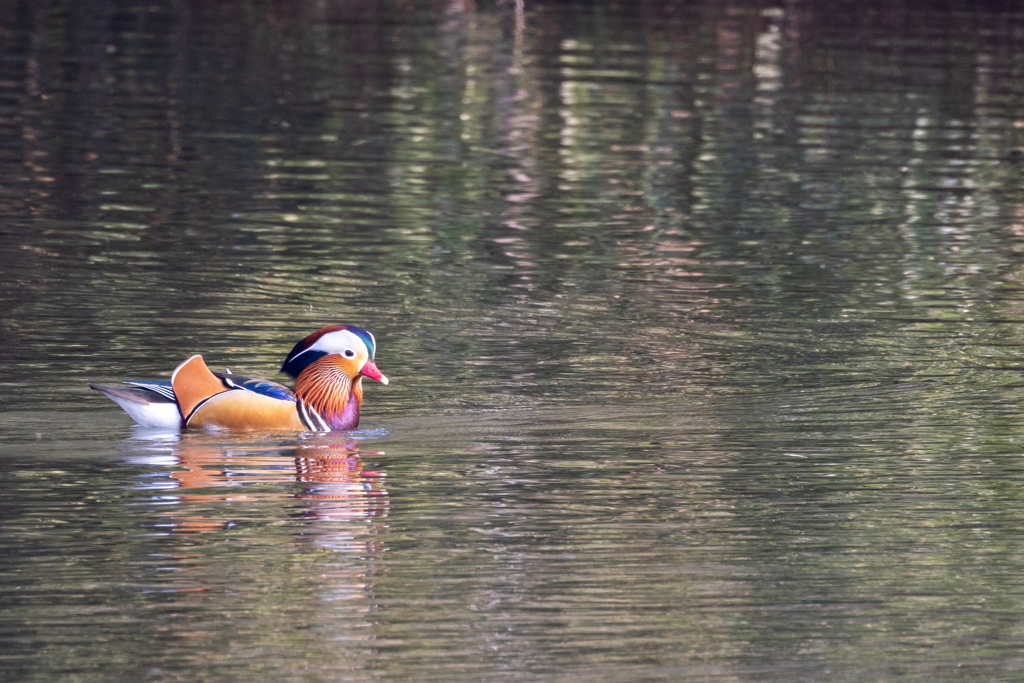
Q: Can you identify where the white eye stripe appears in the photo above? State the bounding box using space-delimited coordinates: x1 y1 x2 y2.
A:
309 330 367 358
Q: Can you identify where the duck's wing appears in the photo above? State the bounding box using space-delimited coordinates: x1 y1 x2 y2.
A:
213 373 295 401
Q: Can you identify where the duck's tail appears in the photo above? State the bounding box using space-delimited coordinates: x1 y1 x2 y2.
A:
89 383 181 429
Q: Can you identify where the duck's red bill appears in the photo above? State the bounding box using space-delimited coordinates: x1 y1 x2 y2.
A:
360 360 389 385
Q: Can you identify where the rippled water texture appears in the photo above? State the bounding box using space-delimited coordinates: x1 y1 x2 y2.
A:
5 1 1024 680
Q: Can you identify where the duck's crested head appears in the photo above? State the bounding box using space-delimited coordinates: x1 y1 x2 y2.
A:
281 325 388 384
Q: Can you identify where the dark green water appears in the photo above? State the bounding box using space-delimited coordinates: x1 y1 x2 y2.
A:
4 1 1024 680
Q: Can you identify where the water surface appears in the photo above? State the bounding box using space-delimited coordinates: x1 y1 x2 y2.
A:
4 1 1024 680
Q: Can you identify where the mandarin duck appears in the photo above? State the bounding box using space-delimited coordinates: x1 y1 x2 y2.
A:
89 325 388 431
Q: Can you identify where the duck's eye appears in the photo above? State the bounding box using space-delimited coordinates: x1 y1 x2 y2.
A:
343 349 356 358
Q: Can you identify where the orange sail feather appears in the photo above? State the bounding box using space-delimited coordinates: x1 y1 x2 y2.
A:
171 355 231 421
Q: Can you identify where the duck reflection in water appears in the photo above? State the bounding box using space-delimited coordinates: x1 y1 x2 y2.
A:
132 433 389 551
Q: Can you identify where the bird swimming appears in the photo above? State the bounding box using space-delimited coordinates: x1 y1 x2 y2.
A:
90 325 388 432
